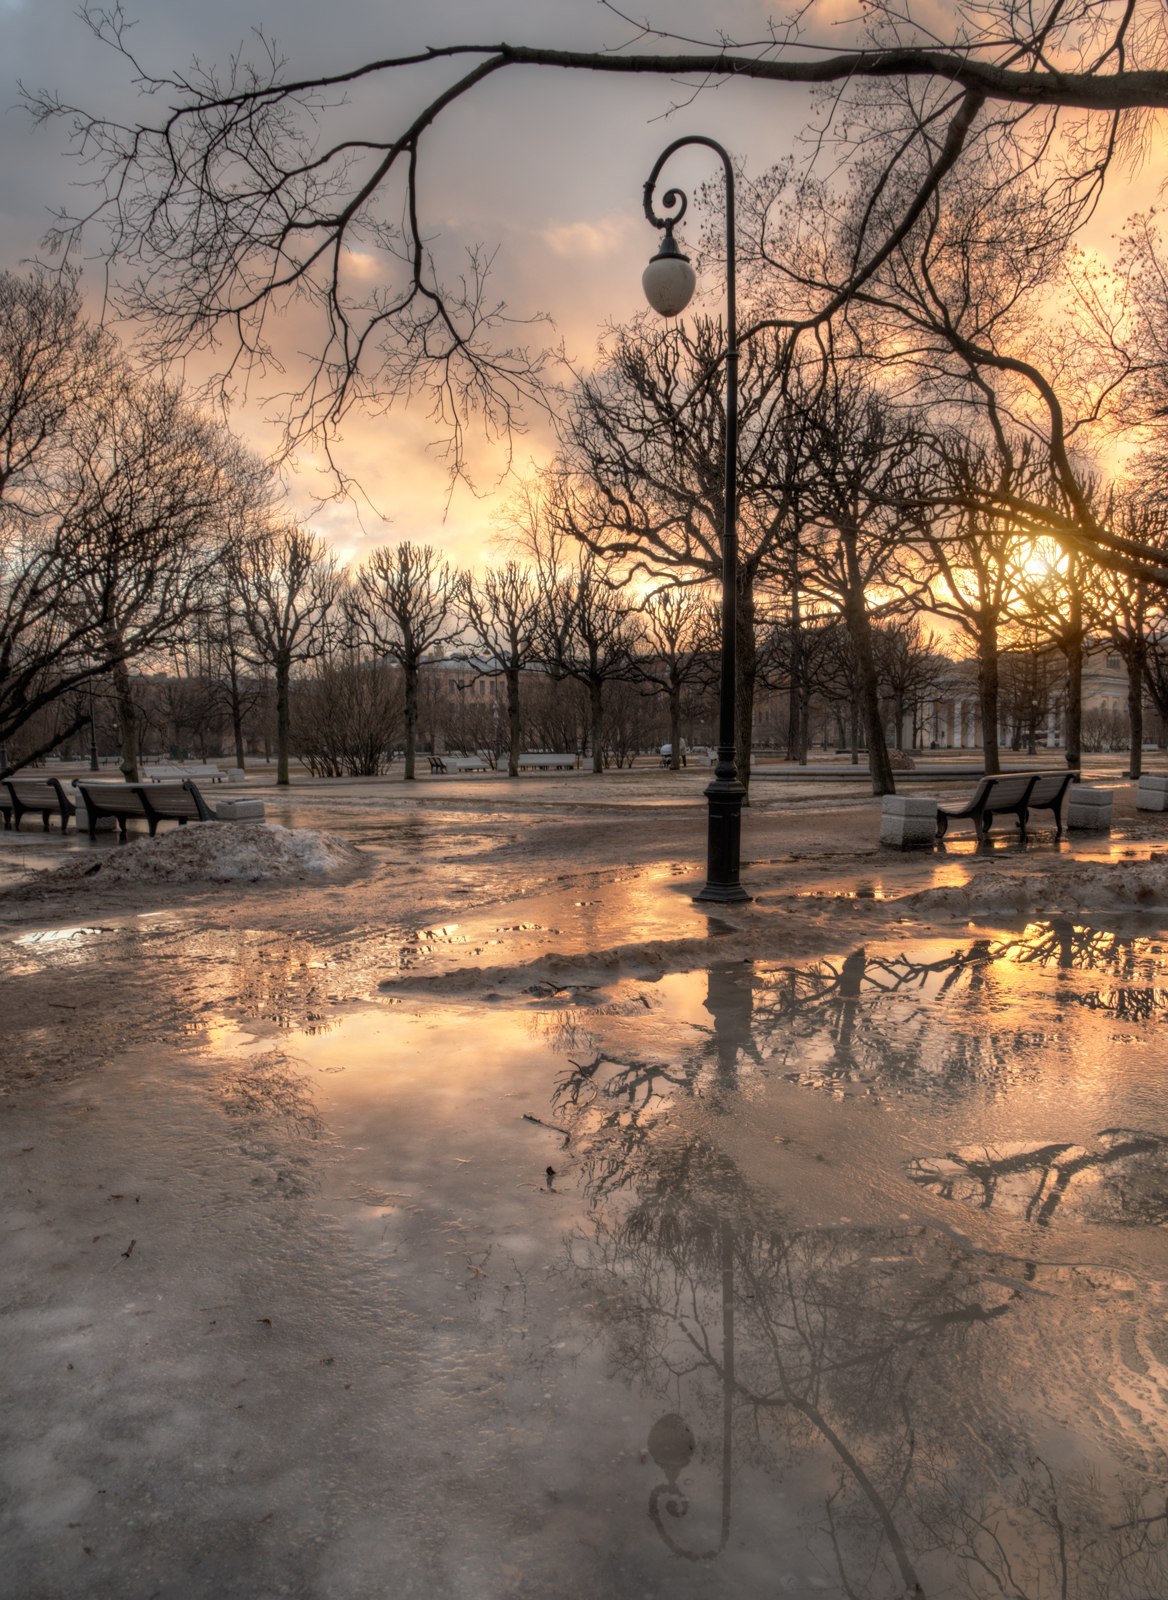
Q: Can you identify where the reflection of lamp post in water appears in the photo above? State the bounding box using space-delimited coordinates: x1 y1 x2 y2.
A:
646 1220 735 1559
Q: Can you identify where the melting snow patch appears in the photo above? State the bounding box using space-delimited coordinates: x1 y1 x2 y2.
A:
50 824 363 885
900 860 1168 917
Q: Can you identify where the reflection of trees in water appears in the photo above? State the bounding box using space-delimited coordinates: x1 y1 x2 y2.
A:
566 1140 1168 1596
213 931 341 1033
909 1129 1168 1228
551 967 763 1203
541 928 1168 1595
752 920 1168 1097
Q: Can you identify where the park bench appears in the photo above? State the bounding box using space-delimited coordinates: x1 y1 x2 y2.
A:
434 754 490 773
73 778 218 839
1 775 77 833
935 770 1078 842
181 763 227 782
517 753 577 771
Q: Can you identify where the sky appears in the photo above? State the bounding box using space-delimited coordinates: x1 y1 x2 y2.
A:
0 0 824 567
1 0 1162 570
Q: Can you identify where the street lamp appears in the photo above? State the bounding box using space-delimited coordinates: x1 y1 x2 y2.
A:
643 137 748 903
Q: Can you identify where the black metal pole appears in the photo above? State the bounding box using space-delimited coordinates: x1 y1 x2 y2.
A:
643 137 748 901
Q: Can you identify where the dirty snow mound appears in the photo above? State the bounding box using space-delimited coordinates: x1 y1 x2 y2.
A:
900 859 1168 917
51 823 363 885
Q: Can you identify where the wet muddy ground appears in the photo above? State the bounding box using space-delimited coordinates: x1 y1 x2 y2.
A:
2 771 1168 1598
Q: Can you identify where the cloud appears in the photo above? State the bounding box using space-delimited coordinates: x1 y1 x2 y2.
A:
539 216 629 259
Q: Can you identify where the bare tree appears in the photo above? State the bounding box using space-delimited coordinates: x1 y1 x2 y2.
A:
872 615 950 753
786 361 928 794
1093 486 1168 776
28 4 1168 477
916 437 1049 773
0 269 113 770
457 560 541 778
556 318 815 788
232 523 342 785
537 548 634 774
632 585 711 770
351 542 458 780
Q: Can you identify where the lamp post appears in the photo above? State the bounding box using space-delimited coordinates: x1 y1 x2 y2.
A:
642 137 748 903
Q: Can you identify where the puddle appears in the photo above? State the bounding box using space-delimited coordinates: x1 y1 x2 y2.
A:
257 917 1168 1594
7 915 1168 1597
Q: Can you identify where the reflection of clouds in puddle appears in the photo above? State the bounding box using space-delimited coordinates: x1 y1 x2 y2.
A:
7 924 112 972
210 920 1168 1596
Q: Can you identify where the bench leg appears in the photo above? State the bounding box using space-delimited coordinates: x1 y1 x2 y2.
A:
41 809 51 832
147 817 159 837
1018 806 1029 842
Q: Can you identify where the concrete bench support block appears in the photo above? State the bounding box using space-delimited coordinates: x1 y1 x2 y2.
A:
880 794 937 848
1137 774 1168 811
214 799 266 822
1067 784 1113 831
226 768 247 784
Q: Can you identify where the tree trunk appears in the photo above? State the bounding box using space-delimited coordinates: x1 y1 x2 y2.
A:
275 655 291 786
232 699 246 770
226 655 246 770
1064 632 1084 772
669 670 682 770
1128 646 1145 779
787 595 803 763
110 654 141 782
797 677 811 765
841 566 894 795
589 677 604 774
507 665 521 778
403 661 419 780
977 626 1001 775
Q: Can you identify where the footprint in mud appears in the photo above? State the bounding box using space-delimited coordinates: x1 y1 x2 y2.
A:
907 1129 1168 1228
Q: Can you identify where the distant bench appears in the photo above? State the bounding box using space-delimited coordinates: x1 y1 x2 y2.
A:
143 762 227 783
428 754 490 774
1 776 77 833
936 770 1078 843
516 753 577 771
70 778 268 839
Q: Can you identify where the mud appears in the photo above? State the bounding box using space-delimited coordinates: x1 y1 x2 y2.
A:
2 769 1167 1598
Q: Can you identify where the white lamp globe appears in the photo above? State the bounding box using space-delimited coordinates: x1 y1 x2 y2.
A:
643 235 697 318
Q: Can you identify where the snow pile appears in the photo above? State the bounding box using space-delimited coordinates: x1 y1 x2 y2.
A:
50 823 363 886
898 859 1168 918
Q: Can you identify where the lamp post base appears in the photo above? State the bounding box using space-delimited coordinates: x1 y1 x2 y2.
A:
695 767 750 903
